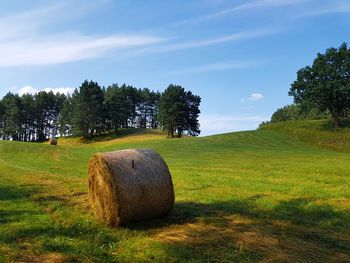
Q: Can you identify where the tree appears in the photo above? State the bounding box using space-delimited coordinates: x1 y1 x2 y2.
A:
0 100 4 139
1 93 22 140
158 84 201 137
184 90 201 136
289 43 350 127
58 95 72 137
72 80 104 138
0 80 201 141
270 103 330 123
148 91 161 129
104 84 132 134
20 94 35 141
35 91 59 141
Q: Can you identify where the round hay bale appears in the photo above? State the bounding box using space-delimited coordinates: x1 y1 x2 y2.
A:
88 148 175 226
49 138 58 145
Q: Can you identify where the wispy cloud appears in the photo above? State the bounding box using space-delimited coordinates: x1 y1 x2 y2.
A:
199 114 269 136
0 4 64 40
173 60 261 75
0 34 164 67
0 3 280 67
18 86 75 96
0 4 164 67
296 2 350 17
178 0 306 25
155 29 276 53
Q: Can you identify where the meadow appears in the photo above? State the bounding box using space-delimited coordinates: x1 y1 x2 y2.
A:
0 124 349 262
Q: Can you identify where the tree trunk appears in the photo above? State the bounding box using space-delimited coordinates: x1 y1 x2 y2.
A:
332 112 341 128
177 127 182 138
170 124 174 138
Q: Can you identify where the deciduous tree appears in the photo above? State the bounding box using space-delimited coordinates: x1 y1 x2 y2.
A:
289 43 350 127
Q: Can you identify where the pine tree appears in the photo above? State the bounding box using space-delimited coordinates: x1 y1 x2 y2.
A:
72 80 104 138
1 93 22 140
104 84 132 134
158 85 201 137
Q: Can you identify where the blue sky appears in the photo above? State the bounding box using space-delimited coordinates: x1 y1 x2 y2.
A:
0 0 349 135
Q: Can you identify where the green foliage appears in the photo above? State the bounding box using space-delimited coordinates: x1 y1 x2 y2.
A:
35 91 63 141
58 96 73 137
136 88 160 129
271 104 301 123
71 80 105 138
0 91 68 141
269 103 330 123
0 81 199 140
158 84 201 137
0 93 22 140
289 43 350 127
104 84 132 133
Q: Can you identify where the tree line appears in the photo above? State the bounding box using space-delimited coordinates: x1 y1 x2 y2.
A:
261 42 350 127
0 81 201 141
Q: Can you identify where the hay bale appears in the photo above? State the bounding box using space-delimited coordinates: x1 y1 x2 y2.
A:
88 148 175 226
49 138 58 145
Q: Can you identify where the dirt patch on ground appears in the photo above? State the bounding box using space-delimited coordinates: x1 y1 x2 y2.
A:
16 252 74 263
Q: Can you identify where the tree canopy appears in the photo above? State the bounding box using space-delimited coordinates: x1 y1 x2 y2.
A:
289 42 350 127
0 81 201 141
158 84 201 137
269 103 330 123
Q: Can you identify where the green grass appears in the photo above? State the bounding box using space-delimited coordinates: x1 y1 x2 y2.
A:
260 119 350 151
0 126 349 262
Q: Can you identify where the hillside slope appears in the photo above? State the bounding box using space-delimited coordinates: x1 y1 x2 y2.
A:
0 129 349 262
261 119 350 152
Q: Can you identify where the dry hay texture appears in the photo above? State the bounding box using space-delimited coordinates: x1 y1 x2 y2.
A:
88 148 175 226
49 138 58 145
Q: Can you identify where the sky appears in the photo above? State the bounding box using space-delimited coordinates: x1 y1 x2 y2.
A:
0 0 349 136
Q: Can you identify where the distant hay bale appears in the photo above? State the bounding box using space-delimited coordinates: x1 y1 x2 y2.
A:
49 138 58 145
88 148 175 226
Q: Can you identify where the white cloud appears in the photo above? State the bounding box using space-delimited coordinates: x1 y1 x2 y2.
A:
199 114 269 136
296 2 350 17
159 29 275 52
18 86 74 96
177 0 306 25
240 92 265 102
173 60 260 74
249 93 264 101
0 34 164 68
44 87 75 95
0 4 164 67
0 4 64 41
0 3 279 67
128 29 277 57
18 86 38 96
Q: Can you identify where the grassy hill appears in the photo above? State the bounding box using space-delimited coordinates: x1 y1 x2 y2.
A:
260 119 350 152
0 127 349 262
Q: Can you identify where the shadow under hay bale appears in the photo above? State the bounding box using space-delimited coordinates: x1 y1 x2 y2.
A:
88 148 175 226
49 138 58 145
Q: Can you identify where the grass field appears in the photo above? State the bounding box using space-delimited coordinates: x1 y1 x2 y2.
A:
260 119 350 152
0 124 350 262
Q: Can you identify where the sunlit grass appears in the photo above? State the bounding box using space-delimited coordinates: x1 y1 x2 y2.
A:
0 126 349 262
261 119 350 151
